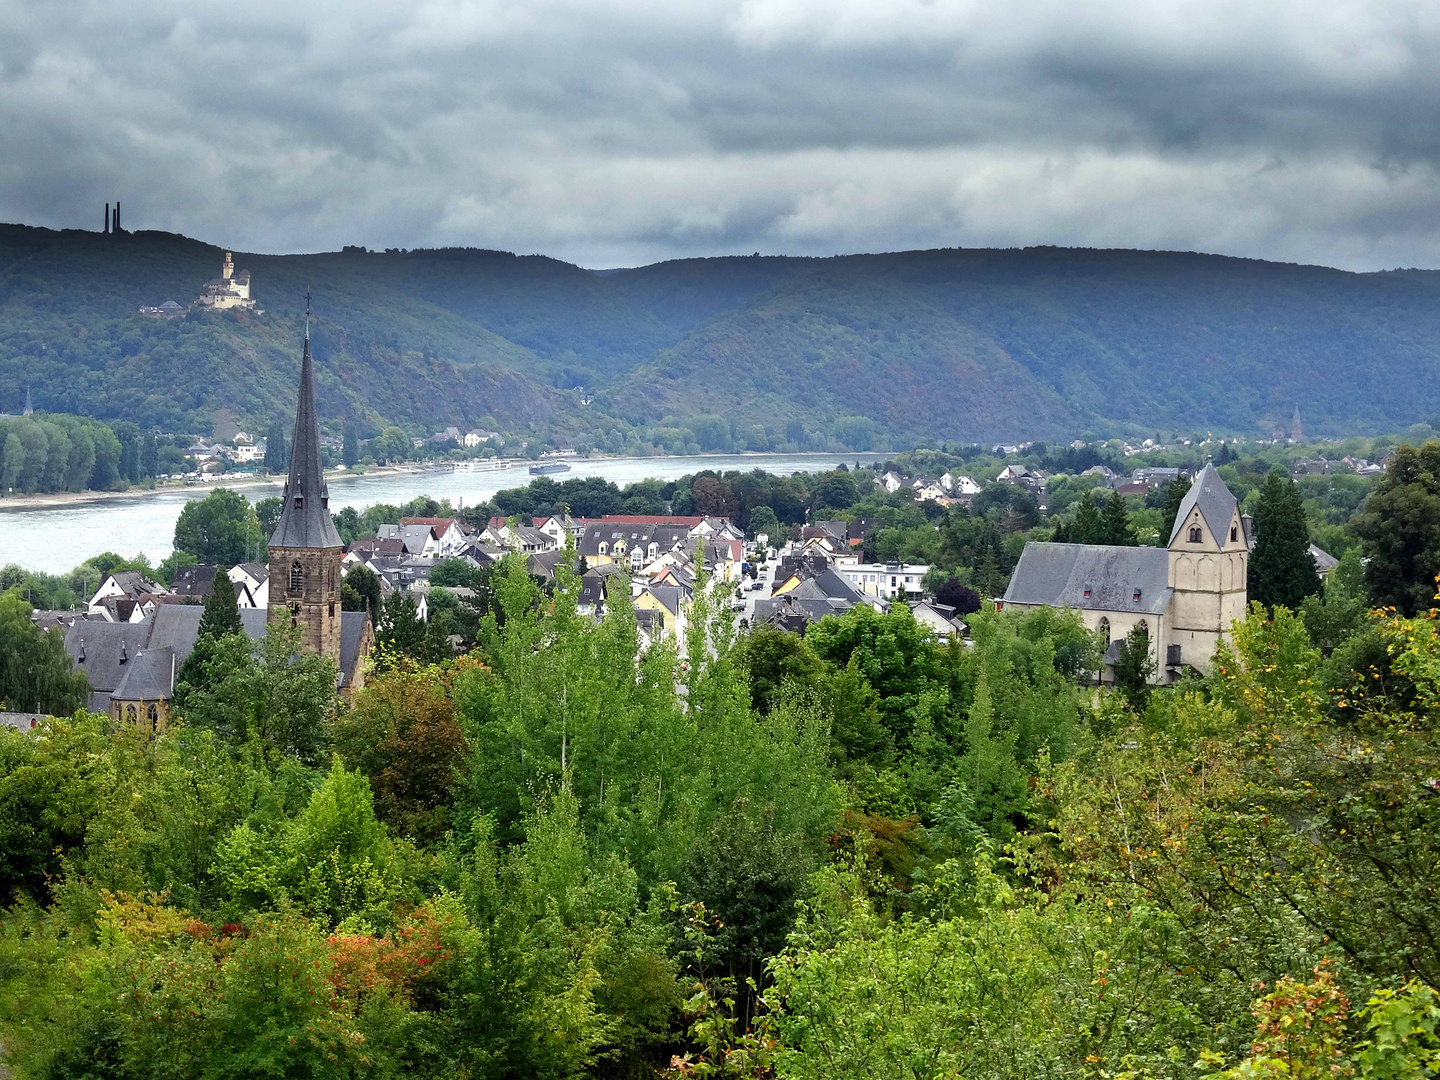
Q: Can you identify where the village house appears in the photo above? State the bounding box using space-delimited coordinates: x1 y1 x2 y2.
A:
1000 464 1247 683
838 562 929 601
87 571 170 622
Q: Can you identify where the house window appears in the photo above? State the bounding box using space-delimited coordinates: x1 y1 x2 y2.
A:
290 561 304 592
598 542 607 556
1167 643 1182 666
1097 617 1110 645
1188 525 1202 543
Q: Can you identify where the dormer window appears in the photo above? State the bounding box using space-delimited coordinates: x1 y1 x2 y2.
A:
294 495 304 509
1133 588 1142 601
597 542 607 556
1188 525 1202 543
1082 588 1091 599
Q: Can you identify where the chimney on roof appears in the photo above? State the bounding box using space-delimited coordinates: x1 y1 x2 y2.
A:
78 638 86 663
119 639 128 664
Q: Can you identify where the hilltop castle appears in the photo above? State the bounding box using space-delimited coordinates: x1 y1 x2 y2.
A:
194 251 256 311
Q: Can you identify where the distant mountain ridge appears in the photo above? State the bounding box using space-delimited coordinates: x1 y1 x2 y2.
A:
2 223 1438 443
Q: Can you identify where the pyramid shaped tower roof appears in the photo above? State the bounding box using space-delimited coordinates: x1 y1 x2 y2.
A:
269 303 342 549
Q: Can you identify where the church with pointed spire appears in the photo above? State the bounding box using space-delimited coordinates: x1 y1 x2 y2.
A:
267 298 373 686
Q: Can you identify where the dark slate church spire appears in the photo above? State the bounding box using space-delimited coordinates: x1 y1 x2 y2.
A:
269 292 342 549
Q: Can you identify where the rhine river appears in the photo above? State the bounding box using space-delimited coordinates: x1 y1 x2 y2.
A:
0 453 885 575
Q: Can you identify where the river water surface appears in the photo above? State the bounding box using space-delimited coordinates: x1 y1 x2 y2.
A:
0 453 884 574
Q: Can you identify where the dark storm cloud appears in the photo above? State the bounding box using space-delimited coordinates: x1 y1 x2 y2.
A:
1 0 1439 268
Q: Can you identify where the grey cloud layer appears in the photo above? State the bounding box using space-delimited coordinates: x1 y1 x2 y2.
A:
2 0 1439 268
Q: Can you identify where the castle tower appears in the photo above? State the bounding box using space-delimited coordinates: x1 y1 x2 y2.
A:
1166 463 1247 671
267 295 343 664
222 251 234 281
1291 406 1302 443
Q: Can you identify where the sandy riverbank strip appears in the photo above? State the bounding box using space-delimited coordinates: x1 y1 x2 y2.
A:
0 464 451 511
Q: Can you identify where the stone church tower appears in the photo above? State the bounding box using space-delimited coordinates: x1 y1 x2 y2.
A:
268 301 343 664
1166 463 1248 670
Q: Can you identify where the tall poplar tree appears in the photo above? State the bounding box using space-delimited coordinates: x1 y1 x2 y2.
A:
342 421 358 468
1248 470 1320 610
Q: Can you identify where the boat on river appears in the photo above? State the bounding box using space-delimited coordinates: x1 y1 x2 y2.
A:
453 458 513 472
528 462 572 475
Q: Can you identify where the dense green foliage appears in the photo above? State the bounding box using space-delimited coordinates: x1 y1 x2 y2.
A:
0 592 88 715
3 492 1440 1078
1352 441 1440 615
5 226 1440 447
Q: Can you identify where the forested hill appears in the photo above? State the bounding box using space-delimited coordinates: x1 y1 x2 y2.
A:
3 222 1439 443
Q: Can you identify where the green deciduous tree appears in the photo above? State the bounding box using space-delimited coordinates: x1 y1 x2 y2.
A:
0 592 88 715
1350 441 1440 615
173 488 261 566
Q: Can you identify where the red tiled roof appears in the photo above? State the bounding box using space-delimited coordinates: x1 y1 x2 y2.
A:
585 514 715 527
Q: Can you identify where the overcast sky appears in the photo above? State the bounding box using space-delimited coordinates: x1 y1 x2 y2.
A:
2 0 1439 269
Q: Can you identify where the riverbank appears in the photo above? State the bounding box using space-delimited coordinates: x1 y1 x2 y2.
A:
0 463 452 510
0 451 882 511
0 452 886 575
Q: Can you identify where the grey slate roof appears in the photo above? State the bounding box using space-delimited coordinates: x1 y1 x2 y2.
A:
170 564 219 596
66 621 142 694
67 605 370 701
1003 543 1172 615
1167 463 1239 546
269 328 343 550
111 647 176 701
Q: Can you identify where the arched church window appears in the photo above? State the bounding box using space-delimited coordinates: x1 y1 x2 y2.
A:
290 561 304 592
1188 525 1202 543
1230 525 1238 543
1097 617 1110 645
125 704 137 722
147 703 158 730
1136 620 1149 639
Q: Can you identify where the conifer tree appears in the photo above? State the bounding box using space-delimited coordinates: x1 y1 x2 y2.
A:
198 570 243 640
1100 491 1136 546
1248 470 1320 610
1159 476 1193 542
1070 492 1102 544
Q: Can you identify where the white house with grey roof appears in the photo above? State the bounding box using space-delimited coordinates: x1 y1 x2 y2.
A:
1001 464 1247 682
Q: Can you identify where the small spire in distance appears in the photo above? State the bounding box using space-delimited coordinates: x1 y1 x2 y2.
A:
305 288 311 342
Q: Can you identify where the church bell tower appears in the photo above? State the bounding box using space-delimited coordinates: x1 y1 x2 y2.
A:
267 294 343 663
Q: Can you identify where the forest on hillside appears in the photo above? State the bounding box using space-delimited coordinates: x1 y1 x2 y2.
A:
1 443 1439 1078
4 225 1440 446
